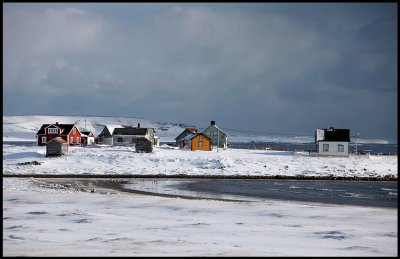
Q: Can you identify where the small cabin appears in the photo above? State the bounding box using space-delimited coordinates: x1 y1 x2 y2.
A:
46 137 68 157
135 138 153 153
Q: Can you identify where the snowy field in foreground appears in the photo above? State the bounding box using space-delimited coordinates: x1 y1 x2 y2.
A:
3 144 397 178
3 178 397 257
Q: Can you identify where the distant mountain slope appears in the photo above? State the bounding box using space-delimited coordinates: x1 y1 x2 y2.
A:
3 115 196 142
3 115 390 144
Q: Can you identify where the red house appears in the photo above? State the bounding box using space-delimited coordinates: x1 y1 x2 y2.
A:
36 122 82 146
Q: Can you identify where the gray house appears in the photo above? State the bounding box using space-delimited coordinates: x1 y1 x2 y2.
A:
175 127 198 148
46 137 68 157
201 121 228 149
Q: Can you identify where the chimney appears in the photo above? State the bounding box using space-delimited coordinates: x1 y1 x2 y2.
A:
138 123 140 128
211 121 215 125
56 122 58 125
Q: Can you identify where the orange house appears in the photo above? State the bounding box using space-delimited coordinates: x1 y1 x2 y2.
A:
183 133 212 151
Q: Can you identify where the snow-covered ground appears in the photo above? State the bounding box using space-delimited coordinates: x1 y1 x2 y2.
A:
3 178 397 257
3 144 397 178
3 115 398 256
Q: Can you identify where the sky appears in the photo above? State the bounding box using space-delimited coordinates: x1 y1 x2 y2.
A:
3 3 398 142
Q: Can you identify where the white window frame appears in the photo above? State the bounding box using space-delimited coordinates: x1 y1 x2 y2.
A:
70 136 73 143
323 144 329 152
213 131 218 136
42 136 47 144
198 141 203 148
338 144 344 152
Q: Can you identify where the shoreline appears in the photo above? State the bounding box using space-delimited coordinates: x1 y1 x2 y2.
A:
3 173 397 181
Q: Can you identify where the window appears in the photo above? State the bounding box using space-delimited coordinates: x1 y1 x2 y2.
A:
73 128 76 134
198 141 203 148
48 128 58 134
213 131 218 136
323 144 329 152
117 137 123 142
42 137 46 144
77 137 80 142
131 137 136 143
70 137 73 143
338 144 344 152
199 135 203 141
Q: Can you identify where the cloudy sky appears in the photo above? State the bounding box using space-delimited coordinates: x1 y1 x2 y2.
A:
3 3 397 142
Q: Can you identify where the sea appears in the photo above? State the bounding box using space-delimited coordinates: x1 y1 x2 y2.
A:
228 142 397 155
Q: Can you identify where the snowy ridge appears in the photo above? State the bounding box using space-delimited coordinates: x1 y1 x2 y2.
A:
3 115 195 142
3 115 393 144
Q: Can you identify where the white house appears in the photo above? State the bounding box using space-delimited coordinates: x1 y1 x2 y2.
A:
96 125 122 145
81 131 95 146
96 124 156 147
315 127 350 156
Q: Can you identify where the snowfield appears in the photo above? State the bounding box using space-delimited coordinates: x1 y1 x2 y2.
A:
3 178 397 257
3 144 397 178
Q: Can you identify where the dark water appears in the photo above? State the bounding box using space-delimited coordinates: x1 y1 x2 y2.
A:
228 142 398 155
39 178 398 208
119 179 397 208
173 179 398 208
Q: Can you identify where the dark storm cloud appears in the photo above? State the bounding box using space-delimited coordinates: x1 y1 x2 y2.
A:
3 3 397 142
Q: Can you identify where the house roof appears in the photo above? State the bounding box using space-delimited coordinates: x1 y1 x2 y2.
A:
186 128 197 134
81 131 94 137
106 125 123 134
97 125 122 137
175 128 198 141
316 128 350 142
201 123 227 136
36 124 77 136
182 133 211 141
113 127 148 136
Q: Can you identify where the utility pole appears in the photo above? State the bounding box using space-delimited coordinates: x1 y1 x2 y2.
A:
355 132 359 157
217 130 219 152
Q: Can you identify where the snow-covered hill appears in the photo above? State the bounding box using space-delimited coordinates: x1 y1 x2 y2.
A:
2 115 391 144
3 115 197 143
3 115 313 143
